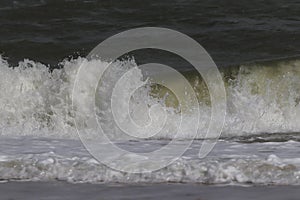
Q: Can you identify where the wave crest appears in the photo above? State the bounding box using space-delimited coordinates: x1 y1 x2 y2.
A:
0 56 300 140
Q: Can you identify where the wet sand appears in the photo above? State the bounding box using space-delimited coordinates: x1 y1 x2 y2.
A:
0 181 299 200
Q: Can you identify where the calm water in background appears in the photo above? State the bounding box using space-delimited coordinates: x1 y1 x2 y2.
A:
0 0 299 67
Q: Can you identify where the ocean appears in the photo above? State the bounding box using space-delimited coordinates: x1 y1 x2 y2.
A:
0 0 299 199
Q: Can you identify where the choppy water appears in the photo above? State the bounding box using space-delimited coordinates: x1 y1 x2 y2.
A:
0 0 299 186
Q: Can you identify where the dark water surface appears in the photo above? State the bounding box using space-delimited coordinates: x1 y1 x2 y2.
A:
1 182 300 200
0 0 299 67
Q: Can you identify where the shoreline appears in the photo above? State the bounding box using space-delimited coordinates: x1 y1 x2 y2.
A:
1 181 300 200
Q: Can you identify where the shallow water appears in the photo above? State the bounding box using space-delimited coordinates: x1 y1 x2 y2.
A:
0 136 299 185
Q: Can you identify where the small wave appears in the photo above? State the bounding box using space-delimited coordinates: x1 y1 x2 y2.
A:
0 137 299 185
1 154 299 184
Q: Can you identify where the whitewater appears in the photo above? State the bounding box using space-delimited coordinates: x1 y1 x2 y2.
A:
0 56 300 185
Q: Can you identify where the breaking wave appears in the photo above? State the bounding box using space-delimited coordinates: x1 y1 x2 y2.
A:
0 56 300 140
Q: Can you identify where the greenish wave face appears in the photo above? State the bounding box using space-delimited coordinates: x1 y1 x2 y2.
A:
149 58 300 110
145 58 300 138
